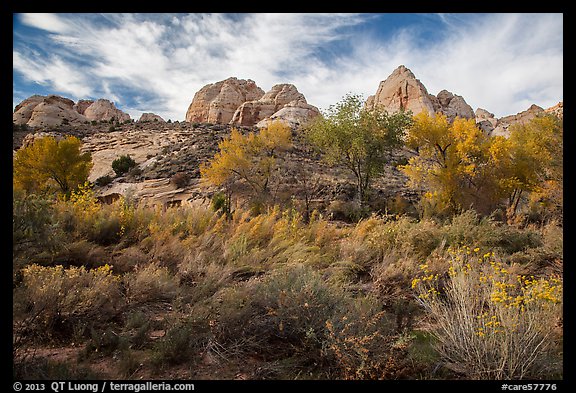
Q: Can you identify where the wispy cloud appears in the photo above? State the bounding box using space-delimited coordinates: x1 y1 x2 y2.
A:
13 13 562 120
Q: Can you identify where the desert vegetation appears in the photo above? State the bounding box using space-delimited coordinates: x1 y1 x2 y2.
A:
12 97 562 381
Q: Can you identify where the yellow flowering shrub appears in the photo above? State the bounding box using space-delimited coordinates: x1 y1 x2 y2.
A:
411 246 563 379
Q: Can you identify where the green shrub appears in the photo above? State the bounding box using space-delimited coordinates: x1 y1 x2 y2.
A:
88 214 122 245
13 191 61 255
95 175 113 187
112 155 137 177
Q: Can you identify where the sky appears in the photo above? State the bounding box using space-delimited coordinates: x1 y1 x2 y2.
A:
12 13 563 121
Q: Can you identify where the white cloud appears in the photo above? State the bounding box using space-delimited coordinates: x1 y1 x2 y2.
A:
19 13 72 34
13 13 562 120
13 51 93 98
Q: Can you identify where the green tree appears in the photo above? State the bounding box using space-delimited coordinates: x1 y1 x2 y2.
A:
112 155 137 177
200 121 292 216
13 135 92 196
304 93 412 206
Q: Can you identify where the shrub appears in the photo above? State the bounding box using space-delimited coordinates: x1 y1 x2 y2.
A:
210 192 227 213
20 264 123 338
13 191 61 256
170 172 190 188
112 155 137 177
95 175 113 187
150 317 211 367
88 214 123 245
412 247 563 379
209 263 412 378
124 263 180 304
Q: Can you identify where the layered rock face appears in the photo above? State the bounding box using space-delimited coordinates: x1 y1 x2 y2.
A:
366 65 475 121
13 95 131 127
138 113 165 122
185 77 265 124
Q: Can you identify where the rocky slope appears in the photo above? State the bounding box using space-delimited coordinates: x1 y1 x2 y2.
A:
12 65 562 211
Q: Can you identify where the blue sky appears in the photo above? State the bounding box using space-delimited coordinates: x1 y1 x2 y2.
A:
13 13 563 121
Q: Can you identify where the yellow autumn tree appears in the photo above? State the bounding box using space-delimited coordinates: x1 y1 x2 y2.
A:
13 135 93 197
499 115 562 221
401 112 495 216
401 112 562 220
200 121 292 215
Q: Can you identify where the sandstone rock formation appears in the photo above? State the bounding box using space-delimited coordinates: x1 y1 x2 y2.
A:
433 90 475 121
488 104 545 137
14 95 88 127
185 77 265 124
73 99 94 115
13 95 132 127
366 65 475 121
473 102 562 138
138 113 165 122
83 99 131 123
13 95 46 125
255 100 320 129
366 65 436 115
475 108 498 133
232 83 321 128
21 131 64 148
545 102 563 119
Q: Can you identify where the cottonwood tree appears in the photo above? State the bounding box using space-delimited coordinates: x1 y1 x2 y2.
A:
200 121 292 216
13 135 93 197
401 111 562 220
493 115 562 221
304 93 412 207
